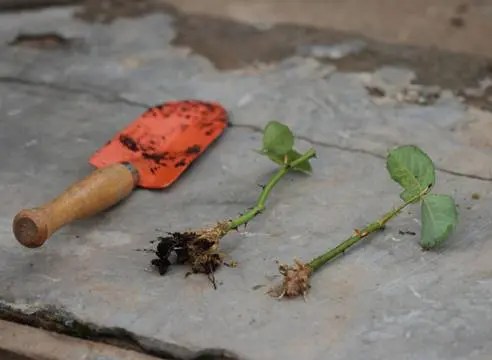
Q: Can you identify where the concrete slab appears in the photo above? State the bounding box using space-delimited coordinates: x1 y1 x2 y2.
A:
0 6 492 360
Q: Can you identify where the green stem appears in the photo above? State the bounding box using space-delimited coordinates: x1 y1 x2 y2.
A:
227 148 316 231
308 185 431 272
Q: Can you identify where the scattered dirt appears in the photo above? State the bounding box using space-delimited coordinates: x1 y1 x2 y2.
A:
450 16 466 28
449 2 468 28
118 134 139 152
398 230 417 236
117 131 178 170
142 152 168 163
71 0 492 97
185 145 201 154
365 86 386 98
145 222 231 289
102 100 227 177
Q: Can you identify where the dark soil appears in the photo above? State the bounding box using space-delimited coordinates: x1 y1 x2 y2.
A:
148 231 224 288
398 230 417 236
110 100 226 174
118 134 139 152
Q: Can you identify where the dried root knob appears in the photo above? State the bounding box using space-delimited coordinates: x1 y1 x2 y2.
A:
194 221 230 244
269 259 312 300
190 249 225 274
187 222 230 271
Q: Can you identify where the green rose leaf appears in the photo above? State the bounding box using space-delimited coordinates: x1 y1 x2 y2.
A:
262 120 294 156
420 194 458 250
256 149 312 173
386 145 435 202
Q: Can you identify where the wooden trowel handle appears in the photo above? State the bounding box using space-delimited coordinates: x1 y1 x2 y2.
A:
13 163 140 248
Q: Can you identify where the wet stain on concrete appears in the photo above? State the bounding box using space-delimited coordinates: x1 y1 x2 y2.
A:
74 1 492 100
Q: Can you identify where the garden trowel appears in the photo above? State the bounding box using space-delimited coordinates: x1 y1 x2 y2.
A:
13 100 228 248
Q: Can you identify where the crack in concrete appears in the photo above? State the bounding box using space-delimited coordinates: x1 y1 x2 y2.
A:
0 301 241 360
295 135 492 182
228 123 492 182
0 76 149 108
1 75 491 182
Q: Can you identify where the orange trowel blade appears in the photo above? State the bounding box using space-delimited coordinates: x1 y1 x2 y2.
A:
89 100 228 189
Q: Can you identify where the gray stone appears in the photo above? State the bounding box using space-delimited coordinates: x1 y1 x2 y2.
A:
1 6 492 360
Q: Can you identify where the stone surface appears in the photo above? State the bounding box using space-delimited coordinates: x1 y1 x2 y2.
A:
0 6 492 360
0 319 163 360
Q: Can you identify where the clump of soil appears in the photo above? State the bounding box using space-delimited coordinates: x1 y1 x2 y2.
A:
148 221 230 288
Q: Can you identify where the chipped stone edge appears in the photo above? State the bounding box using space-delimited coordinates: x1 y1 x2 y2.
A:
0 318 162 360
0 300 243 360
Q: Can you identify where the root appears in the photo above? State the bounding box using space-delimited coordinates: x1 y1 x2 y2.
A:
149 221 230 287
268 259 313 300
